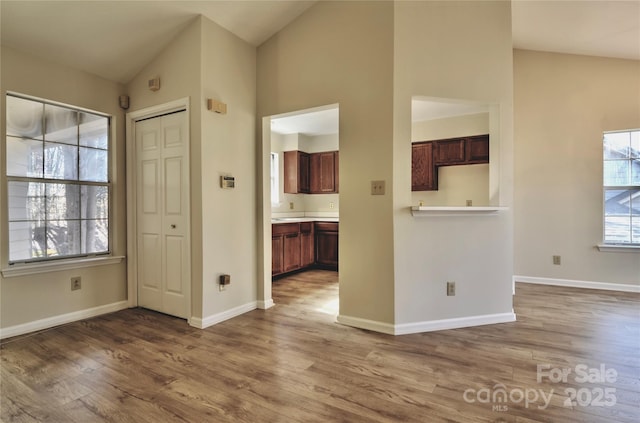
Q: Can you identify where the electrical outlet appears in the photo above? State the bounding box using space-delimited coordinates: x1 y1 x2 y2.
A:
289 202 294 210
466 200 473 206
371 180 385 195
447 281 456 296
71 276 82 291
553 255 561 265
330 202 334 209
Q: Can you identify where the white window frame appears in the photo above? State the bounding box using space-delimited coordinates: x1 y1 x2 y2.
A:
270 152 280 205
599 128 640 252
4 92 113 265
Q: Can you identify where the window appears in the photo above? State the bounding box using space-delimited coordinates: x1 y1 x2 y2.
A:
6 94 110 263
603 129 640 245
270 152 280 204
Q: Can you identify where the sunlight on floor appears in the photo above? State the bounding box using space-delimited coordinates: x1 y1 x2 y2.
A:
315 298 339 315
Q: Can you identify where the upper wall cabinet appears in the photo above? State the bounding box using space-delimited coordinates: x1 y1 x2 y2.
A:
284 150 310 194
310 151 339 194
412 135 488 191
284 150 339 194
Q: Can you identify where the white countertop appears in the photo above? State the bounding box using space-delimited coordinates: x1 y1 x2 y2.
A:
271 217 339 224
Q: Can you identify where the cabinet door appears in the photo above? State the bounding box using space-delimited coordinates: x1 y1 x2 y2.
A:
272 235 284 276
465 135 489 164
412 142 437 191
434 139 465 165
310 152 336 193
283 151 310 194
283 233 301 273
315 222 338 270
334 151 339 193
301 231 315 268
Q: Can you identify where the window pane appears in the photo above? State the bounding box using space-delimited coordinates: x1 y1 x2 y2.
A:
6 96 43 139
44 142 78 180
80 113 108 149
603 160 629 186
604 189 630 215
46 220 81 257
632 159 640 185
604 216 631 243
81 185 109 219
79 147 108 182
633 217 640 244
604 132 630 159
631 131 639 158
8 221 44 261
81 219 109 253
44 104 78 145
6 137 43 178
8 181 45 221
46 183 80 220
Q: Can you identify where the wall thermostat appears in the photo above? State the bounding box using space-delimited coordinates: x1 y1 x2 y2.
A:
220 175 235 189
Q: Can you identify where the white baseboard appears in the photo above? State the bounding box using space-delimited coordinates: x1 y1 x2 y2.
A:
337 311 516 335
257 299 274 309
189 301 257 329
394 312 516 335
514 275 640 293
0 300 129 340
336 315 396 335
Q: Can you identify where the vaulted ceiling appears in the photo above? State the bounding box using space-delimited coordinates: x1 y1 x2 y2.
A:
1 1 638 85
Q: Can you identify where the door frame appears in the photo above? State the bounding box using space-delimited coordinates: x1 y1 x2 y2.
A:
125 97 191 322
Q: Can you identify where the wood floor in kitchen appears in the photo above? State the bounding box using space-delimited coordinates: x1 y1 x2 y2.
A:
1 269 638 422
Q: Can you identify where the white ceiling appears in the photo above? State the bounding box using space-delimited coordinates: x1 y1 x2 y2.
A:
1 1 638 86
271 106 339 136
1 1 638 132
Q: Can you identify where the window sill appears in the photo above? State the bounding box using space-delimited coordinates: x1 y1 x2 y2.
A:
597 244 640 253
2 255 125 278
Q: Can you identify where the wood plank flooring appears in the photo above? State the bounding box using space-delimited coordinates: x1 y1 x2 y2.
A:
1 270 639 422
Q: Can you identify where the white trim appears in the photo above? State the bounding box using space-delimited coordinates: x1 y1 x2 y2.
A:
393 312 516 335
189 301 257 329
257 299 274 309
0 300 129 339
597 244 640 253
2 256 124 278
125 98 191 312
337 312 516 335
336 315 396 335
514 275 640 293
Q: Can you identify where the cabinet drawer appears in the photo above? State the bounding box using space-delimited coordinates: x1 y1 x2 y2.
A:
315 222 338 232
300 222 313 233
272 223 299 235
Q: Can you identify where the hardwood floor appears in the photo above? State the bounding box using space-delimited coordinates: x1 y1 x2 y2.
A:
1 270 639 422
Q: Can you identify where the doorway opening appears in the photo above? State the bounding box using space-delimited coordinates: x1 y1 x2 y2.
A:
262 104 340 317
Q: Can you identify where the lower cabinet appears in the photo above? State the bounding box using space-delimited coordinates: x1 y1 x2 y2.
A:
272 221 338 277
314 222 338 270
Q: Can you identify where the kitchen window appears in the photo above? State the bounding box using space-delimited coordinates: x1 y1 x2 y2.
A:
5 94 111 263
602 129 640 245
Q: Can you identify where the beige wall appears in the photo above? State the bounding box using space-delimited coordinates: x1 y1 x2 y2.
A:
412 112 490 207
393 0 514 325
0 47 127 329
258 0 396 325
514 49 640 286
127 16 258 321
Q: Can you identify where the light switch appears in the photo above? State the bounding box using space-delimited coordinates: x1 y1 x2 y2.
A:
371 180 385 195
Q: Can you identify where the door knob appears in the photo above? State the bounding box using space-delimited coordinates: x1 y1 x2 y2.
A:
170 224 176 229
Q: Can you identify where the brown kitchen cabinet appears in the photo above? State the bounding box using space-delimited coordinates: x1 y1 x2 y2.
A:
283 150 310 194
310 151 339 194
412 141 437 191
411 134 489 191
315 222 338 270
300 222 315 268
272 221 337 277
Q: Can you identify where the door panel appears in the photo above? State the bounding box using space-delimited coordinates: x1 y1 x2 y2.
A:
136 111 190 319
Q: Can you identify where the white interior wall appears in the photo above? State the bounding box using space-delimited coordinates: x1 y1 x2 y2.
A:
514 49 640 287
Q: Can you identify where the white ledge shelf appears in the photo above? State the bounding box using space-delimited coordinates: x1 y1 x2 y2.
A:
411 206 508 217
